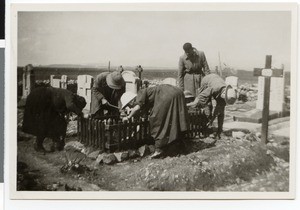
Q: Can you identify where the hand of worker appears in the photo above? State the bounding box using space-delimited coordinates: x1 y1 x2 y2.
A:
184 69 191 73
101 98 108 105
206 121 212 128
83 113 90 119
187 101 197 108
122 116 129 122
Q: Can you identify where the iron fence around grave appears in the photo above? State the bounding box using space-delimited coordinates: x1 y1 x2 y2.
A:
78 110 207 152
78 115 152 152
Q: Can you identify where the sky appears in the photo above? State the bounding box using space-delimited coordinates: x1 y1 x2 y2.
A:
18 11 291 71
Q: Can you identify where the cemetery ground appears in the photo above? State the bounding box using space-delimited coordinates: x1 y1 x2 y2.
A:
17 100 290 192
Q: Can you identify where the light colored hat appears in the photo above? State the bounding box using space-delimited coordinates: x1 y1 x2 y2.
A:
183 90 195 99
106 71 125 89
224 85 237 105
121 92 137 109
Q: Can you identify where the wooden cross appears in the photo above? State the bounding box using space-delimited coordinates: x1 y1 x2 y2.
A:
253 55 284 144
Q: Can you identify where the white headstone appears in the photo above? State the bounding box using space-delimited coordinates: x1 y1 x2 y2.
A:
122 71 140 94
77 75 94 111
61 75 68 89
225 76 238 90
22 65 35 99
256 76 284 112
50 75 61 88
162 78 177 86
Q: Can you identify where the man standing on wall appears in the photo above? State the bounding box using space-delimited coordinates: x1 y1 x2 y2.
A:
178 42 210 96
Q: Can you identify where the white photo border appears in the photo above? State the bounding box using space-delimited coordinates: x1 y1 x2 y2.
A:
8 3 298 200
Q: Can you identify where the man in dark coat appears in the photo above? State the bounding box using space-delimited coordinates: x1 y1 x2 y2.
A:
187 74 237 139
121 84 189 158
22 87 86 152
91 71 125 117
135 65 143 79
178 42 210 96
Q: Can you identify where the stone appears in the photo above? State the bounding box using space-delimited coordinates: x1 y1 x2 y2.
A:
128 150 139 159
66 121 78 137
103 154 117 165
95 153 104 164
225 76 238 90
138 145 150 157
64 141 85 152
148 145 156 154
272 143 278 147
227 107 238 111
234 109 288 124
223 122 260 133
61 75 68 89
256 76 285 112
255 132 261 138
235 101 244 104
245 133 259 142
122 71 141 94
22 64 35 99
238 108 248 112
77 75 94 111
87 162 98 170
88 150 101 160
114 151 129 162
266 150 275 156
232 131 245 139
271 127 290 138
87 184 101 191
52 183 59 189
202 161 209 166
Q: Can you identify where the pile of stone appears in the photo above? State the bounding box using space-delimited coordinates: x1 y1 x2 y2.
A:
34 79 77 85
237 83 258 102
35 79 51 86
231 131 261 142
66 119 78 137
67 79 77 84
89 144 156 166
63 141 156 170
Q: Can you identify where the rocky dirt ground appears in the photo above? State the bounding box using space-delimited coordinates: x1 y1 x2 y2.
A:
17 110 290 192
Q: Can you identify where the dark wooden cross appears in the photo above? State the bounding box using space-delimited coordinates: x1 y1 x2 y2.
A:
253 55 284 144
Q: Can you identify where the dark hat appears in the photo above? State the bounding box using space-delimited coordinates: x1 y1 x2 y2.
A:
106 71 125 89
75 95 87 110
183 43 193 51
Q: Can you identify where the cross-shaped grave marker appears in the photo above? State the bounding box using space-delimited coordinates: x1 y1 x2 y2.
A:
253 55 284 144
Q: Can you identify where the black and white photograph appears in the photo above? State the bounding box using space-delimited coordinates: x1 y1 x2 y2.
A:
0 48 4 184
9 3 297 199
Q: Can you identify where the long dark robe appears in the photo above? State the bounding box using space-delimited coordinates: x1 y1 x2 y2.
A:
22 87 85 140
135 84 189 148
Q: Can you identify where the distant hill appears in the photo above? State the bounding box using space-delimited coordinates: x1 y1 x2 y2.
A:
17 65 290 86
